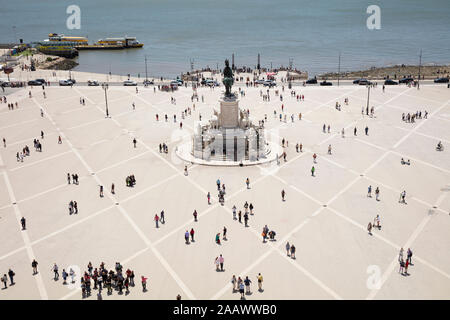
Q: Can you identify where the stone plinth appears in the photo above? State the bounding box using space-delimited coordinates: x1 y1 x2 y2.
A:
218 95 239 128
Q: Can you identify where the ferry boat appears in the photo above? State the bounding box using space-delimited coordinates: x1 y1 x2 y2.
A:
46 33 88 45
96 37 144 48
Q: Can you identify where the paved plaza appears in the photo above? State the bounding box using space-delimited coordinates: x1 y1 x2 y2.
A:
0 75 449 300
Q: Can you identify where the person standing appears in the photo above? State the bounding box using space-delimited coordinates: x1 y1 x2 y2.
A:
193 209 198 222
185 230 190 244
246 178 250 189
1 274 7 289
367 222 373 235
67 173 71 184
70 268 75 283
399 258 405 274
238 210 242 223
31 259 38 275
62 269 68 284
257 273 263 291
281 189 286 201
219 254 224 271
407 248 413 265
223 226 227 240
207 192 211 205
190 228 195 242
141 276 148 292
111 183 115 194
367 185 372 197
21 217 26 230
375 187 380 201
214 257 220 271
154 214 159 228
311 166 315 176
133 138 137 148
244 276 252 294
404 259 409 275
231 275 237 292
52 263 59 281
285 242 290 256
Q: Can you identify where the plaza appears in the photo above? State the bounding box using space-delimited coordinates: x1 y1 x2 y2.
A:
0 74 449 300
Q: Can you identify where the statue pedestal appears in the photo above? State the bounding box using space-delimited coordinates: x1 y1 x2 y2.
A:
218 95 239 128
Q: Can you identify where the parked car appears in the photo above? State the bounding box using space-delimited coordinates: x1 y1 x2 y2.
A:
353 79 362 84
206 79 220 87
87 80 99 86
255 79 266 84
123 80 137 86
359 79 372 85
35 79 46 84
399 77 414 84
263 80 276 87
28 80 41 86
143 79 154 85
306 78 318 84
59 80 73 86
170 80 182 86
384 79 398 85
320 80 332 86
434 77 449 83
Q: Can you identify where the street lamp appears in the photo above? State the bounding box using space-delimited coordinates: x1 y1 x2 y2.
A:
102 83 109 118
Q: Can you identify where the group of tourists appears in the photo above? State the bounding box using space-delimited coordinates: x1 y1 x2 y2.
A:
401 110 428 123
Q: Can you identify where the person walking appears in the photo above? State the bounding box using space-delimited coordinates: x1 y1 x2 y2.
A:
31 259 38 275
8 269 15 286
281 189 286 201
154 214 159 228
207 192 211 205
246 178 250 189
223 226 227 240
367 222 373 235
239 281 245 299
311 166 315 176
367 185 372 197
190 228 195 242
286 242 291 256
133 138 137 148
193 209 198 222
21 217 26 230
111 183 115 194
290 244 296 259
375 187 380 201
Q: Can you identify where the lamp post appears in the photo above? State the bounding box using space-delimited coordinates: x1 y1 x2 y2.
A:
102 83 109 118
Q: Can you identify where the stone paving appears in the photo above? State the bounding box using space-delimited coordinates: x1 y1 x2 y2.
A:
0 77 449 300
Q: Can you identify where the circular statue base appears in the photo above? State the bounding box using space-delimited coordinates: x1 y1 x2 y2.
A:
176 141 283 167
